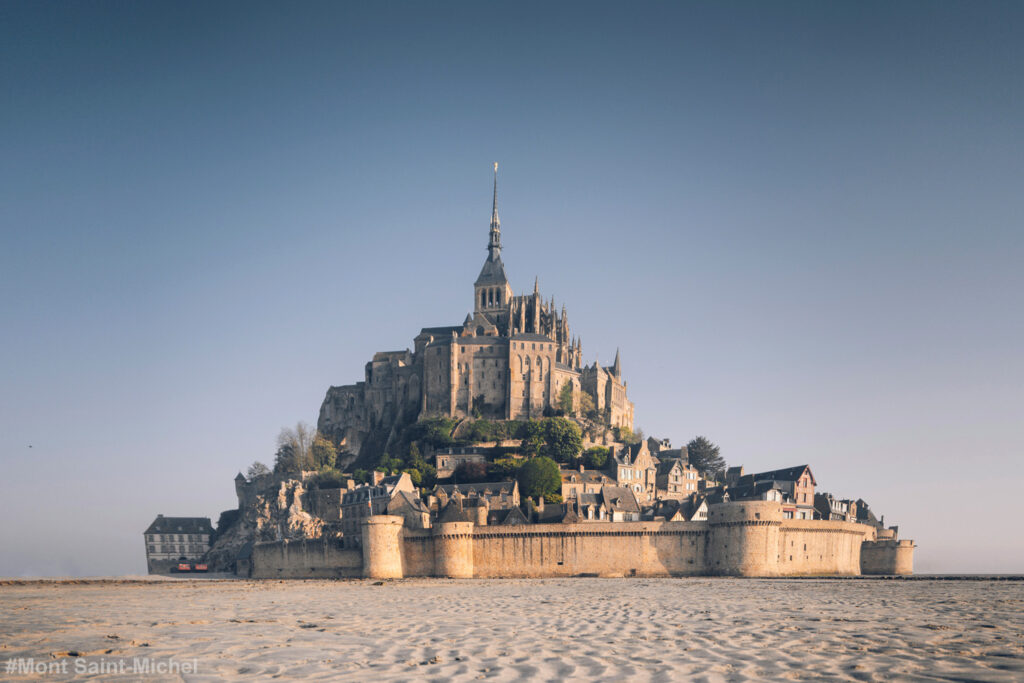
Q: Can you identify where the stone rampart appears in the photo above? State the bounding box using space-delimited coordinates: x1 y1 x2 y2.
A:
861 539 915 575
251 538 362 579
249 502 905 579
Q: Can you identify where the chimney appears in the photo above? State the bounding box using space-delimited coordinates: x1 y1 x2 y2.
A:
536 496 545 513
346 479 356 491
372 470 385 486
579 463 585 473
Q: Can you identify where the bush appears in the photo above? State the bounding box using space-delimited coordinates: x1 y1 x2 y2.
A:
582 446 609 469
311 468 347 489
406 417 458 448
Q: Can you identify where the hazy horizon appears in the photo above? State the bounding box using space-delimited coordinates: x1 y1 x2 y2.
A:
2 1 1022 576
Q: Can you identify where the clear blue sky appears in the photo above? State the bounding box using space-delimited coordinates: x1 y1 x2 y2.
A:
1 1 1021 576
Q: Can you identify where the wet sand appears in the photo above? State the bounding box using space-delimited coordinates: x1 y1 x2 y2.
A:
1 577 1022 681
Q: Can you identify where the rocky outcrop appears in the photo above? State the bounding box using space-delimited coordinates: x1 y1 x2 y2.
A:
205 475 324 571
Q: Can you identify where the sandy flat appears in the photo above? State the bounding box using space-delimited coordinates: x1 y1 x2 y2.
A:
1 578 1022 681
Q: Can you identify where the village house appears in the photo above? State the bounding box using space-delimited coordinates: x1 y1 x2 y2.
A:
432 480 520 510
143 515 214 574
650 493 709 522
740 465 817 520
611 440 658 503
434 447 489 478
601 485 641 521
560 464 613 499
815 493 857 522
654 458 700 499
335 471 416 544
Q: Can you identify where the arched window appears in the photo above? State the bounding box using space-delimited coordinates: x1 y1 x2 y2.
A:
536 356 542 373
480 290 486 308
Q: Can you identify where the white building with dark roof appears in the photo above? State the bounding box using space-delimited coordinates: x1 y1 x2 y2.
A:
143 514 214 574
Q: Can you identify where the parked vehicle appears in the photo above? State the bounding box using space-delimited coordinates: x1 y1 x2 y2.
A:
193 564 208 572
175 563 191 572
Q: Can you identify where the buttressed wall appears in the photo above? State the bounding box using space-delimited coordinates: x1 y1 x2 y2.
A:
250 501 913 578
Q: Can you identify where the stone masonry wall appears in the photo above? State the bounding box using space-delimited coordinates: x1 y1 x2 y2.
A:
249 503 897 579
251 538 362 579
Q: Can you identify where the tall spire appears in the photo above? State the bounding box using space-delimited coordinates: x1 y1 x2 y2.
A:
612 348 621 378
487 162 501 261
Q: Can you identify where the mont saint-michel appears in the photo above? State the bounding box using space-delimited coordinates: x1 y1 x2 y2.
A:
144 168 914 580
318 164 633 458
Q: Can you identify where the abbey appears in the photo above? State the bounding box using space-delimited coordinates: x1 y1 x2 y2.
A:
318 167 634 456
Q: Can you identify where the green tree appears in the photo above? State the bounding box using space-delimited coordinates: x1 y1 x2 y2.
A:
541 417 583 463
557 383 574 415
488 457 521 480
519 419 545 457
310 433 337 470
246 461 271 481
403 468 423 486
418 463 438 488
516 456 562 499
686 436 726 480
582 446 609 469
352 468 370 484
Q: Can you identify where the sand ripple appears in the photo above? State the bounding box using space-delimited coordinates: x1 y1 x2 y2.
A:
0 578 1021 681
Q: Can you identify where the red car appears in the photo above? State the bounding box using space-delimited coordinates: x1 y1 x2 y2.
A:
175 563 191 572
193 564 208 572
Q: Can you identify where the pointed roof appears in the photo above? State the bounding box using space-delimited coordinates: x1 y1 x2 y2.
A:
612 348 621 378
476 163 508 287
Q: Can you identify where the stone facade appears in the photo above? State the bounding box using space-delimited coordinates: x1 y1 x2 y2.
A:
317 169 633 457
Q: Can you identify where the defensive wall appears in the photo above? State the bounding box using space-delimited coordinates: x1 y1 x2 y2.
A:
250 501 914 579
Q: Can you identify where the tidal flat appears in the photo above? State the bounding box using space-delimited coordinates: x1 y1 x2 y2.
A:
1 577 1022 681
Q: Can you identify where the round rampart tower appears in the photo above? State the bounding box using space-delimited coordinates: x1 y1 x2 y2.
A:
706 501 783 576
362 515 405 579
433 521 474 578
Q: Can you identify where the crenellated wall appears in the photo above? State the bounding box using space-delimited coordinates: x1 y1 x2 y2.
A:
250 502 911 579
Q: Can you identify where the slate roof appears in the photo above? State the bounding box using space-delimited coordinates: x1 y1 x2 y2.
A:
475 255 509 287
488 507 528 526
144 516 214 535
436 481 517 498
511 332 555 342
393 489 429 513
655 460 682 476
750 465 815 486
418 326 463 338
728 481 783 501
560 468 611 486
601 486 640 514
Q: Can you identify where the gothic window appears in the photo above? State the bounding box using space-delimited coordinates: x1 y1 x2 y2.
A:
481 290 486 308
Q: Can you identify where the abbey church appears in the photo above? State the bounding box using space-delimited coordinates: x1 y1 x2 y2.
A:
318 167 634 456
